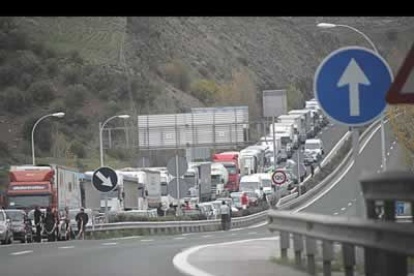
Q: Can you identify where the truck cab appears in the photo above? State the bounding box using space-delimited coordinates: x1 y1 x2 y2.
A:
213 153 240 192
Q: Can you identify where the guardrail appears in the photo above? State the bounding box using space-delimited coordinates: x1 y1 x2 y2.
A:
277 119 381 211
268 171 414 276
86 210 268 236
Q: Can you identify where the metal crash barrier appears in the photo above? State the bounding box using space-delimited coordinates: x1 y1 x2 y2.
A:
268 171 414 276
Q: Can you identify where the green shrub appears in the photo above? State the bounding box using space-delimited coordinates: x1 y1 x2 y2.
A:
46 59 59 77
189 79 220 104
0 65 18 87
70 141 86 158
0 86 30 114
158 61 191 91
62 65 81 85
28 80 55 104
64 84 88 108
19 73 33 90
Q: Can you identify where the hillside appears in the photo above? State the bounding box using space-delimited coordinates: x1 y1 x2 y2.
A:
1 16 414 173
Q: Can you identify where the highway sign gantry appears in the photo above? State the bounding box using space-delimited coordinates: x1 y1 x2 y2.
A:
92 167 118 192
272 170 287 185
314 46 393 126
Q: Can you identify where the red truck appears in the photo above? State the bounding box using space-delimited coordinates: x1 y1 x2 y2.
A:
213 152 240 192
6 165 82 211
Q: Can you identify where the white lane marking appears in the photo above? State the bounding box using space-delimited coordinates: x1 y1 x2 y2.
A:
248 231 257 235
229 233 236 236
360 191 363 195
393 141 397 145
353 198 357 202
59 246 75 249
10 250 33 256
102 242 117 246
390 146 394 150
380 164 383 168
174 237 186 240
377 170 381 173
341 207 346 211
294 122 384 213
111 235 141 240
173 237 279 276
333 212 339 215
387 152 390 156
140 239 154 242
247 221 268 229
348 202 353 207
202 235 212 238
182 233 193 236
229 228 242 232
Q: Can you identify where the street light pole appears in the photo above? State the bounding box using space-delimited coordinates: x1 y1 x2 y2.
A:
99 114 130 167
31 112 65 165
317 22 387 171
99 114 130 222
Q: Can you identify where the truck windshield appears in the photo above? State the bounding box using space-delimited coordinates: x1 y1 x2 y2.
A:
8 195 51 209
240 182 260 191
5 210 24 221
262 179 272 187
223 164 237 174
305 143 320 150
280 136 290 145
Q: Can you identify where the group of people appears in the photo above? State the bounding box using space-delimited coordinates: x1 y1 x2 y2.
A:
33 206 89 242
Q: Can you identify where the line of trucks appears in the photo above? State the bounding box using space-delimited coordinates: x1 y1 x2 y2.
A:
1 99 328 214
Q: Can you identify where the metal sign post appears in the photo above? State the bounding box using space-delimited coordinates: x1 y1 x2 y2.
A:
297 149 301 196
175 153 182 216
272 116 277 169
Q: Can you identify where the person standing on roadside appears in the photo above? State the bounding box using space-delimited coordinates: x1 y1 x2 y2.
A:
220 201 230 231
34 206 43 242
75 208 89 240
44 207 56 242
310 164 315 177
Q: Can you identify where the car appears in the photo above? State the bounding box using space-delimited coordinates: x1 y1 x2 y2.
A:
198 203 215 219
239 191 259 207
4 209 33 243
0 209 13 244
303 139 325 164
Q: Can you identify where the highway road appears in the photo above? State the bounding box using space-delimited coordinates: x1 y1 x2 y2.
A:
0 123 348 276
298 120 404 217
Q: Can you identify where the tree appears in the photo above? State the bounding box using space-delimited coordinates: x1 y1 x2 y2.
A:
286 82 305 110
69 141 86 158
28 80 55 104
0 86 31 114
64 84 88 109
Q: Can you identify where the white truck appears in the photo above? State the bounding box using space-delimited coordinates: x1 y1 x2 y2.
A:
211 162 229 198
288 109 314 139
278 114 306 144
257 136 282 165
184 162 212 202
239 146 266 176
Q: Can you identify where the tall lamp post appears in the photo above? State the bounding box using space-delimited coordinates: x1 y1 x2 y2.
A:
99 114 130 220
99 114 130 167
31 112 65 165
317 22 387 171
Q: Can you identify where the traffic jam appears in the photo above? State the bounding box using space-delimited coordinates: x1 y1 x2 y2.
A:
0 98 329 245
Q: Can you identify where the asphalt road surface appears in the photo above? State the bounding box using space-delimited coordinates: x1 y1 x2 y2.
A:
0 122 357 276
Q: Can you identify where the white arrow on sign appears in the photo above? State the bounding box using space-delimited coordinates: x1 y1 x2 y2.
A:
337 58 371 116
96 171 113 187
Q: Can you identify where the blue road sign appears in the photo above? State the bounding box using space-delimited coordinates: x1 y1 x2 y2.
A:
314 46 393 126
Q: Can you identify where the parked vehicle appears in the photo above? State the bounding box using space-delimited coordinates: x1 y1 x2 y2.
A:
303 139 325 165
214 198 238 213
278 114 306 144
4 209 33 243
0 209 13 244
7 165 82 212
213 152 240 192
243 191 259 207
239 174 264 199
198 202 215 219
184 162 212 202
211 162 229 198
